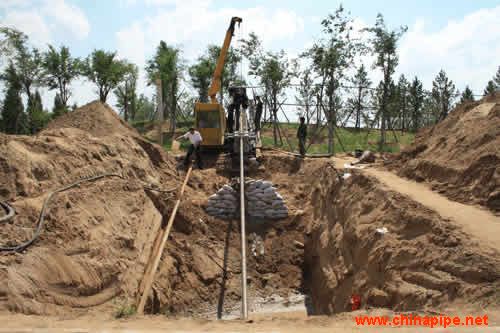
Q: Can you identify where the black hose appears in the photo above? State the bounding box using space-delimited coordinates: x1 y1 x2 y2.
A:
0 172 179 253
0 201 15 223
0 173 123 253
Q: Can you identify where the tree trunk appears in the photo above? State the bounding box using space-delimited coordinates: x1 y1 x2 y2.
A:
272 92 278 146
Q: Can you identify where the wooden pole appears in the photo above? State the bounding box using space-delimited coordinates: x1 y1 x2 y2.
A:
136 166 193 315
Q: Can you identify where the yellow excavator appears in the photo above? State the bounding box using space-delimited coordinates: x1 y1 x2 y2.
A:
194 16 242 147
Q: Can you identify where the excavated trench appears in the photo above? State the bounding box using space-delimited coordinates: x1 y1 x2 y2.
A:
1 101 499 317
303 165 500 315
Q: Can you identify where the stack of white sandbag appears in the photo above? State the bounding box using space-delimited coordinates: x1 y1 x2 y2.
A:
245 179 288 219
205 184 238 220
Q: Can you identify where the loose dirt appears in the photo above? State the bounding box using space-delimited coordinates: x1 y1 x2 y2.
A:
0 100 498 326
387 93 500 212
305 163 500 315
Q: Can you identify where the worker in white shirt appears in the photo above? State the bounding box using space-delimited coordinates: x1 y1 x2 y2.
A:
176 127 203 169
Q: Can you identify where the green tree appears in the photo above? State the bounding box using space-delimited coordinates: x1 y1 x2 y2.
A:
459 86 475 104
0 27 27 65
1 63 27 134
146 41 183 134
394 74 410 131
483 80 497 96
345 64 372 130
43 45 81 108
408 76 424 132
241 32 296 145
303 6 360 153
188 45 242 103
188 57 212 103
364 13 407 150
52 93 67 118
494 66 500 87
27 90 50 133
295 68 316 125
114 63 138 121
431 69 456 122
81 49 132 103
134 94 156 122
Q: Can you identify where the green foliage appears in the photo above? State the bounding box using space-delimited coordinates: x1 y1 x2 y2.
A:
483 80 497 96
408 76 424 131
8 40 45 101
460 86 475 104
27 90 50 134
240 33 296 145
188 56 213 102
364 14 407 149
114 63 138 121
146 41 183 133
52 93 68 118
114 304 136 319
0 27 28 65
42 45 81 107
134 94 156 122
240 34 296 93
345 64 372 129
295 68 316 123
188 45 242 102
304 6 363 153
431 69 457 122
81 49 132 103
494 66 500 88
1 64 27 134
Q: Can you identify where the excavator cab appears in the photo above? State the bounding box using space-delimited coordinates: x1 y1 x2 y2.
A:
194 102 226 146
194 16 242 149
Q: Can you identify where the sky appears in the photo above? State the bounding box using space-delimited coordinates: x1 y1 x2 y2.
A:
1 0 499 109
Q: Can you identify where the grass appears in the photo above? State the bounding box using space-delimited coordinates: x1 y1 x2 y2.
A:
114 304 136 319
133 120 415 154
260 123 415 154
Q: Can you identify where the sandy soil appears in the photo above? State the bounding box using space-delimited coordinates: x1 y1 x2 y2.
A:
1 306 499 332
387 93 500 212
335 156 500 252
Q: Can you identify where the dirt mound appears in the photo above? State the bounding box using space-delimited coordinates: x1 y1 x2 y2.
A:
0 104 326 317
388 93 500 212
45 100 139 138
305 167 500 314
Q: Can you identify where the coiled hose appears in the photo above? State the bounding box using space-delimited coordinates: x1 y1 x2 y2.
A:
0 173 124 252
0 173 178 253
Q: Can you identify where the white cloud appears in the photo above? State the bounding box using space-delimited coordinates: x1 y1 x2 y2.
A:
398 6 500 93
0 0 90 44
1 10 52 46
43 0 90 40
116 1 304 62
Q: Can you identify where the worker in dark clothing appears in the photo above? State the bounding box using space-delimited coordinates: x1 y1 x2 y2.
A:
228 86 248 132
227 102 236 133
254 95 263 131
176 127 203 169
297 116 307 157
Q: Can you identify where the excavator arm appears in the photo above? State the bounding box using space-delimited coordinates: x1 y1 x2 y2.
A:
207 16 242 103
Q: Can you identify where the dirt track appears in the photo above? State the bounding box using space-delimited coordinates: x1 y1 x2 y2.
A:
335 156 500 252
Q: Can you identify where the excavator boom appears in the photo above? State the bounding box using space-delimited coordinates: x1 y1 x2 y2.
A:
194 16 242 147
207 16 242 103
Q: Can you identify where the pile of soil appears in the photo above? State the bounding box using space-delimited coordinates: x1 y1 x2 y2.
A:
387 93 500 212
0 101 322 316
305 166 500 315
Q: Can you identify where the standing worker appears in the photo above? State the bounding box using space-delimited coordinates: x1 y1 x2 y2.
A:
297 116 307 157
254 96 263 132
176 127 203 169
